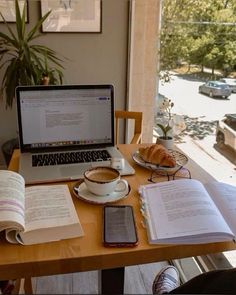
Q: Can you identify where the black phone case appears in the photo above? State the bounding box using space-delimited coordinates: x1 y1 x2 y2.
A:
103 205 138 247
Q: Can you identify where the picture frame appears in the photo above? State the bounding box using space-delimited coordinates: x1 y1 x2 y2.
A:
40 0 102 33
0 0 28 23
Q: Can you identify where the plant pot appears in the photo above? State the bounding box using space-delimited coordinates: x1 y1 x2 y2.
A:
156 136 174 149
41 76 50 85
1 138 19 166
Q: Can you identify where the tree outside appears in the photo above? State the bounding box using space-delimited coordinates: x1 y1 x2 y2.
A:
159 0 236 79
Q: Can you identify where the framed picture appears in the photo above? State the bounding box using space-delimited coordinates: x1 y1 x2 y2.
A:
0 0 28 22
40 0 102 33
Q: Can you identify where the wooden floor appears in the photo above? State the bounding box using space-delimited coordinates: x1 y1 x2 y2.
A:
30 262 168 294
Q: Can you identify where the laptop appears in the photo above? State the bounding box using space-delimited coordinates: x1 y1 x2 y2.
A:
16 84 135 184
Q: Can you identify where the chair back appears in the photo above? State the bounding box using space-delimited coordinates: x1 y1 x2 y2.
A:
115 110 143 144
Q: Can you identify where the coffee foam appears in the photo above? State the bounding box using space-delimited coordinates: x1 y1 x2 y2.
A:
85 168 119 182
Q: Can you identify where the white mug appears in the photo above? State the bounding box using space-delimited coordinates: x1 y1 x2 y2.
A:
84 166 128 196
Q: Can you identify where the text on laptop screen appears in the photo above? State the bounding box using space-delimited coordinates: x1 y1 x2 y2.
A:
18 86 114 150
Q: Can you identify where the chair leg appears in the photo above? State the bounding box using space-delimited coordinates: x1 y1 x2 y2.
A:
13 277 33 294
12 279 21 294
24 277 33 294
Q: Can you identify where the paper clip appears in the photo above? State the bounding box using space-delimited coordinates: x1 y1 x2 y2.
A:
141 220 146 228
140 208 149 220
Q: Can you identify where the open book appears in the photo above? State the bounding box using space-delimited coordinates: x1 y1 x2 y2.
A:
139 179 236 244
0 170 84 245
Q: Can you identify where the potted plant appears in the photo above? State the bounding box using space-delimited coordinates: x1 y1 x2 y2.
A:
0 0 64 165
156 97 186 148
0 0 64 109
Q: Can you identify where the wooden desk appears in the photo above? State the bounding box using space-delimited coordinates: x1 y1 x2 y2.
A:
2 144 236 293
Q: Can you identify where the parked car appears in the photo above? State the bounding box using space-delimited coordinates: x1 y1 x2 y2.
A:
216 114 236 151
198 81 231 99
220 78 236 93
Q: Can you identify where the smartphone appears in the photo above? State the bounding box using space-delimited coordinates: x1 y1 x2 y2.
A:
103 205 138 247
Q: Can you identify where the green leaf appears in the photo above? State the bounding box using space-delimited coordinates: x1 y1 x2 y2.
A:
3 59 18 108
21 1 27 38
27 11 51 42
31 45 64 68
156 123 172 138
165 125 172 133
15 0 23 41
156 123 168 137
0 25 18 48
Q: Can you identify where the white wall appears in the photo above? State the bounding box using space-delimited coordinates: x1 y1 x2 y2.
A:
127 0 159 143
0 0 129 166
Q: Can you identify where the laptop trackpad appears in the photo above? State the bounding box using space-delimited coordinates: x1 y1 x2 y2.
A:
60 164 91 177
91 161 111 168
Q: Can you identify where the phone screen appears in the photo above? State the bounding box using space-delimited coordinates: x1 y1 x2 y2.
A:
103 205 138 246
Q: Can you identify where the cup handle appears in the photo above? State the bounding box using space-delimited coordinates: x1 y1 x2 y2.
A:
114 179 129 193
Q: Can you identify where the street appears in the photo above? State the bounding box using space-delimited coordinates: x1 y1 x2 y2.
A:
157 73 236 185
159 73 236 121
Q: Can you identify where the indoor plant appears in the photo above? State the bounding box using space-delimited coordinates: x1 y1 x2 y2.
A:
156 97 185 148
0 0 64 109
0 0 65 166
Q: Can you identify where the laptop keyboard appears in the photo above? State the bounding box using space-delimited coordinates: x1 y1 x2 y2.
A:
32 150 111 167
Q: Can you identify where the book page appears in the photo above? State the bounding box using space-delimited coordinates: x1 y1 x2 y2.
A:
0 170 25 232
205 182 236 236
20 184 84 244
140 179 233 243
24 185 80 231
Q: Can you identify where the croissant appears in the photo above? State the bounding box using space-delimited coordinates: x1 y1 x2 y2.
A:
139 144 176 167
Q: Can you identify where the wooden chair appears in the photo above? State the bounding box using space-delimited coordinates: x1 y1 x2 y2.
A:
12 278 33 294
115 110 143 144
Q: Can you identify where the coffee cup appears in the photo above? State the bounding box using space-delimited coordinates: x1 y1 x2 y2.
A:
84 166 128 196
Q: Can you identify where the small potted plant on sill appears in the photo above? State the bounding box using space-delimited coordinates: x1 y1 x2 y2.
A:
156 97 186 149
0 0 64 109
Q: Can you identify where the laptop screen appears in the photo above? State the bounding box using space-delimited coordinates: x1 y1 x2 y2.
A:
16 85 114 152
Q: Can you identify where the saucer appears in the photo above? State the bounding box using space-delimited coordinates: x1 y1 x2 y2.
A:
73 180 131 204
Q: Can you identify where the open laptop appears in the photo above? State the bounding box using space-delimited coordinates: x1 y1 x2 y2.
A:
16 84 135 184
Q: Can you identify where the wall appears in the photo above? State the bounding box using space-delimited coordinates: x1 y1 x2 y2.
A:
0 0 129 166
